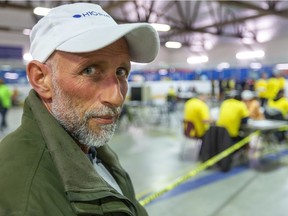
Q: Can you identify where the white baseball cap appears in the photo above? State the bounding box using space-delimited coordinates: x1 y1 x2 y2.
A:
30 3 160 63
241 90 255 100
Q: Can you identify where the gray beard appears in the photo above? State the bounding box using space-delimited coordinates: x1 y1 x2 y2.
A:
50 79 120 148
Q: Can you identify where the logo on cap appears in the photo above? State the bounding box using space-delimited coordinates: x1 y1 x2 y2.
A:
73 11 111 18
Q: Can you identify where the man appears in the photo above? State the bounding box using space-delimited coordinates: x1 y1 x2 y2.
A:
0 3 159 216
266 89 288 142
183 93 210 139
267 89 288 119
254 72 269 107
0 79 12 130
217 90 249 142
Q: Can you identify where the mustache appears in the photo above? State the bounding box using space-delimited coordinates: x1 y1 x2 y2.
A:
84 105 122 119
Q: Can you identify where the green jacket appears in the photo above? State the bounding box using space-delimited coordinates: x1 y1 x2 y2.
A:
0 90 148 216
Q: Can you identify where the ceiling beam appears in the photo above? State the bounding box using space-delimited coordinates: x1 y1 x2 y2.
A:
102 1 131 11
0 2 33 10
195 8 288 32
218 0 288 18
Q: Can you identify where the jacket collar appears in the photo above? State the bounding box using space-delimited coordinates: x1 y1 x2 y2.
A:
25 90 126 198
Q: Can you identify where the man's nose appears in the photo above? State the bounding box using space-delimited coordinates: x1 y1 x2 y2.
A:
100 77 125 108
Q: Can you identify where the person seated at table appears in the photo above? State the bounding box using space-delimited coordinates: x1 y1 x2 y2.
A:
183 93 211 139
241 90 264 120
267 89 288 120
266 89 288 142
217 90 250 143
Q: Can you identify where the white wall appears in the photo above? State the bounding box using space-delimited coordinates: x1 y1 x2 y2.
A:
128 80 213 104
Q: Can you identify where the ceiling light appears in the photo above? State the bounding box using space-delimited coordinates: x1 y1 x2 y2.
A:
275 63 288 70
236 50 265 60
23 52 33 62
33 7 51 16
22 29 31 36
158 69 168 75
150 23 171 32
165 41 182 49
204 41 213 50
257 31 272 43
187 55 208 64
217 62 230 70
4 72 19 80
249 62 262 69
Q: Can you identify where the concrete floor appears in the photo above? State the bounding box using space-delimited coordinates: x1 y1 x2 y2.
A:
2 105 288 216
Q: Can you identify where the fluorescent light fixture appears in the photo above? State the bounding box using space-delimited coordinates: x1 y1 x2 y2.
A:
249 62 262 69
187 55 208 64
158 69 168 75
236 50 265 60
204 41 213 50
150 23 171 32
33 7 51 16
165 41 182 49
23 52 33 62
4 72 19 80
22 28 31 36
275 63 288 70
217 62 230 70
257 31 272 43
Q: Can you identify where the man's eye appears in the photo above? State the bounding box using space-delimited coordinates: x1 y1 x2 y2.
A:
116 67 128 78
82 66 98 75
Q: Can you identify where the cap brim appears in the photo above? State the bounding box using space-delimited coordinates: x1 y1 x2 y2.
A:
56 23 159 63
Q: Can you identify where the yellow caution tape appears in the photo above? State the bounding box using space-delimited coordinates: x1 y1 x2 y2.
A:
278 125 288 131
139 130 260 206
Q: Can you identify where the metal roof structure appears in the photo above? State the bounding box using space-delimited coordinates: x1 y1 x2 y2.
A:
1 0 288 68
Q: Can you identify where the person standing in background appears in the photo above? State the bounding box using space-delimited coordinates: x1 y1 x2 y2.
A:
167 85 177 112
0 79 12 131
254 72 269 107
266 71 283 102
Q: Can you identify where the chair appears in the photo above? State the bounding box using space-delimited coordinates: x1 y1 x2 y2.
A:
181 120 202 160
200 126 233 172
264 107 286 143
264 107 283 120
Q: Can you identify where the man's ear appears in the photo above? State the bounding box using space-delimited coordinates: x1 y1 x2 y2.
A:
26 60 52 100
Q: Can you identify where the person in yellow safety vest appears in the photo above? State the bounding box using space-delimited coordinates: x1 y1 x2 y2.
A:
267 89 288 119
254 72 269 107
266 75 281 101
266 70 286 101
217 90 249 143
274 70 286 92
0 79 12 131
184 93 211 139
266 89 288 142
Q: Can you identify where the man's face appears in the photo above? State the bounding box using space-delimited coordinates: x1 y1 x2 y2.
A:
47 39 131 147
